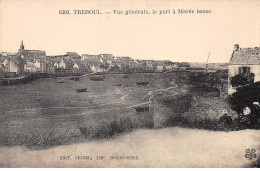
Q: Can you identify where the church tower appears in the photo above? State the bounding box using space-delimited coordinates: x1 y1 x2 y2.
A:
20 40 24 50
18 40 25 53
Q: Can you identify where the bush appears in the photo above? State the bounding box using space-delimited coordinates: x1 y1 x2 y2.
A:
230 73 255 87
79 117 135 139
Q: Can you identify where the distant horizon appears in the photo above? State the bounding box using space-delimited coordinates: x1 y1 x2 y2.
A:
0 41 232 64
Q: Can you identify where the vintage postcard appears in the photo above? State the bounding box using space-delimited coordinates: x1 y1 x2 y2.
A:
0 0 259 168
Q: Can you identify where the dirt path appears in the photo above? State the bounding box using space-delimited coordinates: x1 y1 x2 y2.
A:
0 127 259 168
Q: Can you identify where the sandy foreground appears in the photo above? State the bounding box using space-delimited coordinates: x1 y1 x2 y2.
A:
0 127 259 168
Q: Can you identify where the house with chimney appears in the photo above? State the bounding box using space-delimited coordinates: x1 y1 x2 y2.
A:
228 44 260 95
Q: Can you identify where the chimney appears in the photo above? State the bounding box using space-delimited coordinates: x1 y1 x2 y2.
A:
234 44 239 51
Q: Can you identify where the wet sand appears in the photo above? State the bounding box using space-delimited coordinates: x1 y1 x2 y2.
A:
0 73 175 135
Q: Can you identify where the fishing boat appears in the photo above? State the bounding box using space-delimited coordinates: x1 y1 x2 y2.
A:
90 75 105 81
57 79 65 83
76 88 87 92
70 77 79 81
136 71 150 86
135 106 150 112
136 81 149 86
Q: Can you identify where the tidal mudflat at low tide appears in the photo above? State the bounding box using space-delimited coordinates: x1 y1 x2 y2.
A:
0 73 177 147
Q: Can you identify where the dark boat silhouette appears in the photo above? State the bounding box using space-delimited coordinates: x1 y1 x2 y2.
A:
70 77 79 81
90 75 105 81
136 81 149 86
135 106 150 112
76 88 87 92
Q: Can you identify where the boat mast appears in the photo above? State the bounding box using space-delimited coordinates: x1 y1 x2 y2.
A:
205 52 210 74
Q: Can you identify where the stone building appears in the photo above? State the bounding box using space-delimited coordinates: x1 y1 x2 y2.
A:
4 55 25 75
18 41 46 61
228 44 260 95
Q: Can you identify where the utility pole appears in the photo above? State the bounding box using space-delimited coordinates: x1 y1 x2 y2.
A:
205 52 210 74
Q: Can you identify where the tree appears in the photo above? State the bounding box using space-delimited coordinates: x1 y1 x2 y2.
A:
109 65 120 72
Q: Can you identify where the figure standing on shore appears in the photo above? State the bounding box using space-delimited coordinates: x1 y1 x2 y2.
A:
220 109 233 130
250 102 260 128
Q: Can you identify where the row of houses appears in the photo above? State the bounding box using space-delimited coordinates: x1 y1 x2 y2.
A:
0 41 190 77
2 42 259 96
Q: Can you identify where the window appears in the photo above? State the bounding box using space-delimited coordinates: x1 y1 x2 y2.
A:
239 67 250 76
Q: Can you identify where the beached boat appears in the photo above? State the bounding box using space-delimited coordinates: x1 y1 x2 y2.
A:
90 75 105 81
76 88 87 92
136 81 149 86
57 79 65 83
135 106 150 112
70 77 79 81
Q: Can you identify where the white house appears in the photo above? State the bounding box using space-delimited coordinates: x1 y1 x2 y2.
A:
59 59 66 69
2 59 9 67
24 61 37 72
73 62 80 70
228 44 260 95
34 59 46 73
90 65 97 73
54 61 59 68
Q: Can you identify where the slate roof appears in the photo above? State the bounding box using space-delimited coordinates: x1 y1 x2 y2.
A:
230 46 260 65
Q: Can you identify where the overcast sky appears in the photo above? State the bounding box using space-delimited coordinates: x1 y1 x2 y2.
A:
0 0 259 63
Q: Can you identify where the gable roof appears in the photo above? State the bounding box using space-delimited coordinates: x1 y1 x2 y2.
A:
230 46 260 65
